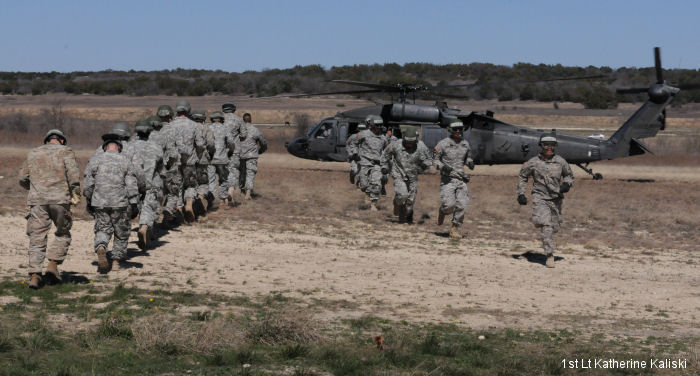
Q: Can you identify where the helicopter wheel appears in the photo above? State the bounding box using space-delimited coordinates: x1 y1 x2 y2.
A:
593 173 603 180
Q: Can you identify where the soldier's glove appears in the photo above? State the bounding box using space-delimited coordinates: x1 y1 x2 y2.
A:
441 165 453 175
517 194 528 206
70 193 81 205
381 167 389 175
129 203 139 220
559 182 571 194
466 159 475 170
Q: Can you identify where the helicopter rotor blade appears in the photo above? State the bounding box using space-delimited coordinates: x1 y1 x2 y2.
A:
427 82 478 90
289 89 384 98
330 80 401 91
415 91 472 100
616 87 649 94
654 47 663 84
676 83 700 91
518 74 608 83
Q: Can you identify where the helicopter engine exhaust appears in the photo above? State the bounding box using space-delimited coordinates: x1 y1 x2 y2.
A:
389 103 441 123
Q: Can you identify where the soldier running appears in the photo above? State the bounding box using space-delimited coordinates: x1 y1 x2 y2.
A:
381 126 431 224
433 120 475 240
517 133 574 268
355 114 388 211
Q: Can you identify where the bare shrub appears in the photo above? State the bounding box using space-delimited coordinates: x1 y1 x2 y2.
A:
245 309 321 346
294 113 312 138
131 313 245 355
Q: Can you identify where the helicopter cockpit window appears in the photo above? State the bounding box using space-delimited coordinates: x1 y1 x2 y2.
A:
313 122 334 139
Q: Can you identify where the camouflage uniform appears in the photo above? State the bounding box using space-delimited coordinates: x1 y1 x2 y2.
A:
346 131 362 186
84 150 139 261
208 119 235 199
356 129 388 202
517 154 574 256
381 139 431 222
433 137 473 226
158 118 184 217
193 118 215 198
171 115 205 201
19 143 80 275
130 138 164 229
238 122 267 192
224 112 246 190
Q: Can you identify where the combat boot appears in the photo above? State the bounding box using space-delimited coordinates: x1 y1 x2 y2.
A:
45 260 62 283
233 187 242 199
244 190 252 200
393 201 400 216
28 273 41 289
137 224 149 250
546 254 555 268
449 224 462 240
364 195 371 205
96 245 109 271
370 201 379 212
184 199 195 222
227 186 235 201
437 210 445 226
198 194 208 212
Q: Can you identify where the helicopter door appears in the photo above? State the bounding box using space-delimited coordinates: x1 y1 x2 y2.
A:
308 119 337 160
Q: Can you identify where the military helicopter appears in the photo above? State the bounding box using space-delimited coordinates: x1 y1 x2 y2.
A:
285 48 692 179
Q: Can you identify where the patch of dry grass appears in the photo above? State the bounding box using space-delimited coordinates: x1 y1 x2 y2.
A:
132 313 245 355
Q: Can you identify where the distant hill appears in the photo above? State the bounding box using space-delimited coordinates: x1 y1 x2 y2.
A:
2 62 699 108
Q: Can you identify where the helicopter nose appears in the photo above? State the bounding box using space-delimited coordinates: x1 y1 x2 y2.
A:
286 137 309 158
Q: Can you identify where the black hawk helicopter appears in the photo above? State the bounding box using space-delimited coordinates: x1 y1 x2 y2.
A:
285 48 692 179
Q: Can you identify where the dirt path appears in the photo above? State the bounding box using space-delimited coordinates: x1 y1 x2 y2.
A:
1 210 697 338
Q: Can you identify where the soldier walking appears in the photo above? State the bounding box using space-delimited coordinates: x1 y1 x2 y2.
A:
355 115 388 211
238 113 267 200
516 133 574 268
84 134 139 271
130 120 164 250
19 130 81 289
207 111 235 207
190 109 215 213
433 120 474 240
155 105 183 227
380 126 431 224
222 103 246 199
172 100 205 222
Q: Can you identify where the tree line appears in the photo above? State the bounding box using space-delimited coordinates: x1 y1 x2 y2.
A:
1 62 699 109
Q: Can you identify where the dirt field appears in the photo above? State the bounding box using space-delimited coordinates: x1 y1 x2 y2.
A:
1 95 698 370
1 148 698 342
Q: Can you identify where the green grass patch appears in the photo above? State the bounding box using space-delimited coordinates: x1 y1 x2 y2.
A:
0 277 696 375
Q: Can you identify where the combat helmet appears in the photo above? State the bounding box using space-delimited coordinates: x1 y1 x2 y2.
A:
365 114 383 127
402 126 418 142
191 110 206 122
222 103 236 113
209 111 224 122
101 133 123 152
175 100 191 115
43 129 67 144
448 120 464 134
539 133 557 146
134 119 152 134
111 122 131 140
147 115 162 129
157 105 174 118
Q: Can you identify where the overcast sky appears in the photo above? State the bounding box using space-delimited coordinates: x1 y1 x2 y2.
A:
1 0 699 72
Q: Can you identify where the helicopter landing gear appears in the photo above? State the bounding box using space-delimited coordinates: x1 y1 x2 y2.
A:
576 163 603 180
